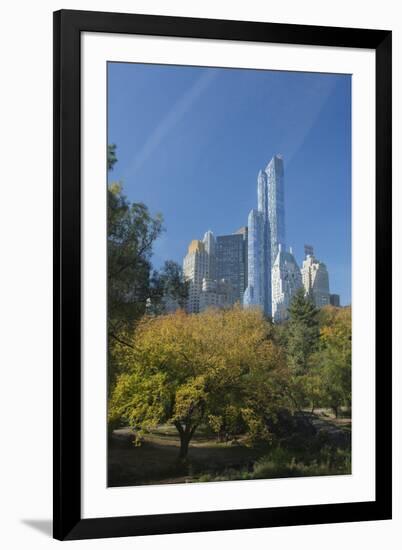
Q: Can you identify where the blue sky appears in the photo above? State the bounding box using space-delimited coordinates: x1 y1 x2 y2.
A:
108 62 351 305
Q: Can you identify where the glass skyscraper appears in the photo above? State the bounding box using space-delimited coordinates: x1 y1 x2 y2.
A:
203 230 216 282
183 154 335 320
244 155 285 317
184 229 247 312
267 155 286 266
216 232 248 305
243 208 267 311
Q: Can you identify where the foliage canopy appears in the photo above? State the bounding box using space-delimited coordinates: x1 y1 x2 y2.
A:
109 307 290 458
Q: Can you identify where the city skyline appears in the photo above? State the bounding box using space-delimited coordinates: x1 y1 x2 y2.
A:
108 62 351 304
182 154 337 319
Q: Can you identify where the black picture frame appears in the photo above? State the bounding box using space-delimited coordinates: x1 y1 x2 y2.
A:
53 9 392 541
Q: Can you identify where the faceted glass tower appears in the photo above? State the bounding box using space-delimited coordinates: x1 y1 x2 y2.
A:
257 169 272 316
266 155 286 266
244 169 272 316
243 209 265 309
244 154 286 318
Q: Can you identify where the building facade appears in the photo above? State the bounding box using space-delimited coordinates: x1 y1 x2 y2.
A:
330 293 340 307
271 245 303 322
267 155 286 266
184 229 247 313
244 154 285 317
203 230 216 282
301 245 330 308
183 239 209 313
182 156 339 320
199 278 234 312
216 230 247 306
243 208 268 312
235 226 248 296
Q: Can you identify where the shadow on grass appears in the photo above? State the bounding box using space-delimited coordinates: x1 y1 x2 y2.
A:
108 415 351 487
108 435 263 487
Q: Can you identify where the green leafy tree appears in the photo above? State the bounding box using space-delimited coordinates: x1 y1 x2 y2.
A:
297 368 324 414
107 146 164 388
315 306 352 417
286 288 320 375
148 260 189 315
283 289 320 410
108 143 117 171
108 183 163 330
297 305 352 416
109 307 290 459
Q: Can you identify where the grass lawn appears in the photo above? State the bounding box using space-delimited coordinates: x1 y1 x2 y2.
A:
108 411 351 487
108 425 263 486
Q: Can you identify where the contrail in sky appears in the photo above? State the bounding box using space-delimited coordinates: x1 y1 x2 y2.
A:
124 68 217 178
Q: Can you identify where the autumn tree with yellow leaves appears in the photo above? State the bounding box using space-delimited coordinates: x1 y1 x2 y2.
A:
109 306 290 459
315 305 351 417
296 305 352 416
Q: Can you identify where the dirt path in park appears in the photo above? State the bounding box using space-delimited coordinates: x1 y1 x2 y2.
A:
108 413 351 487
108 427 262 487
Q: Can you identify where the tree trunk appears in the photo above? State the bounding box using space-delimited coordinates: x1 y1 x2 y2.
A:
179 432 191 459
174 422 197 460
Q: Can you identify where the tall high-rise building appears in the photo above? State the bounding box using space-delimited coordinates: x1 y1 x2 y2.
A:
330 294 340 307
235 226 248 293
301 245 330 308
244 154 285 317
182 155 337 321
216 230 248 305
267 155 286 266
199 278 234 312
184 228 249 313
304 244 314 258
257 170 272 316
203 230 216 281
183 239 209 313
272 245 303 322
243 209 268 312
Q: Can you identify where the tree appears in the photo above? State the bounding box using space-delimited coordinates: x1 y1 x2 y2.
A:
108 183 163 330
297 368 323 414
109 307 290 459
148 260 189 315
282 289 320 411
295 305 352 416
107 145 164 388
108 143 117 171
316 306 351 417
286 288 320 375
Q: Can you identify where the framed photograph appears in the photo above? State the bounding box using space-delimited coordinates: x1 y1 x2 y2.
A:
53 9 392 541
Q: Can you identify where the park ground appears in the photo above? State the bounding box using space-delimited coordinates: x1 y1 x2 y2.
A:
108 410 351 487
